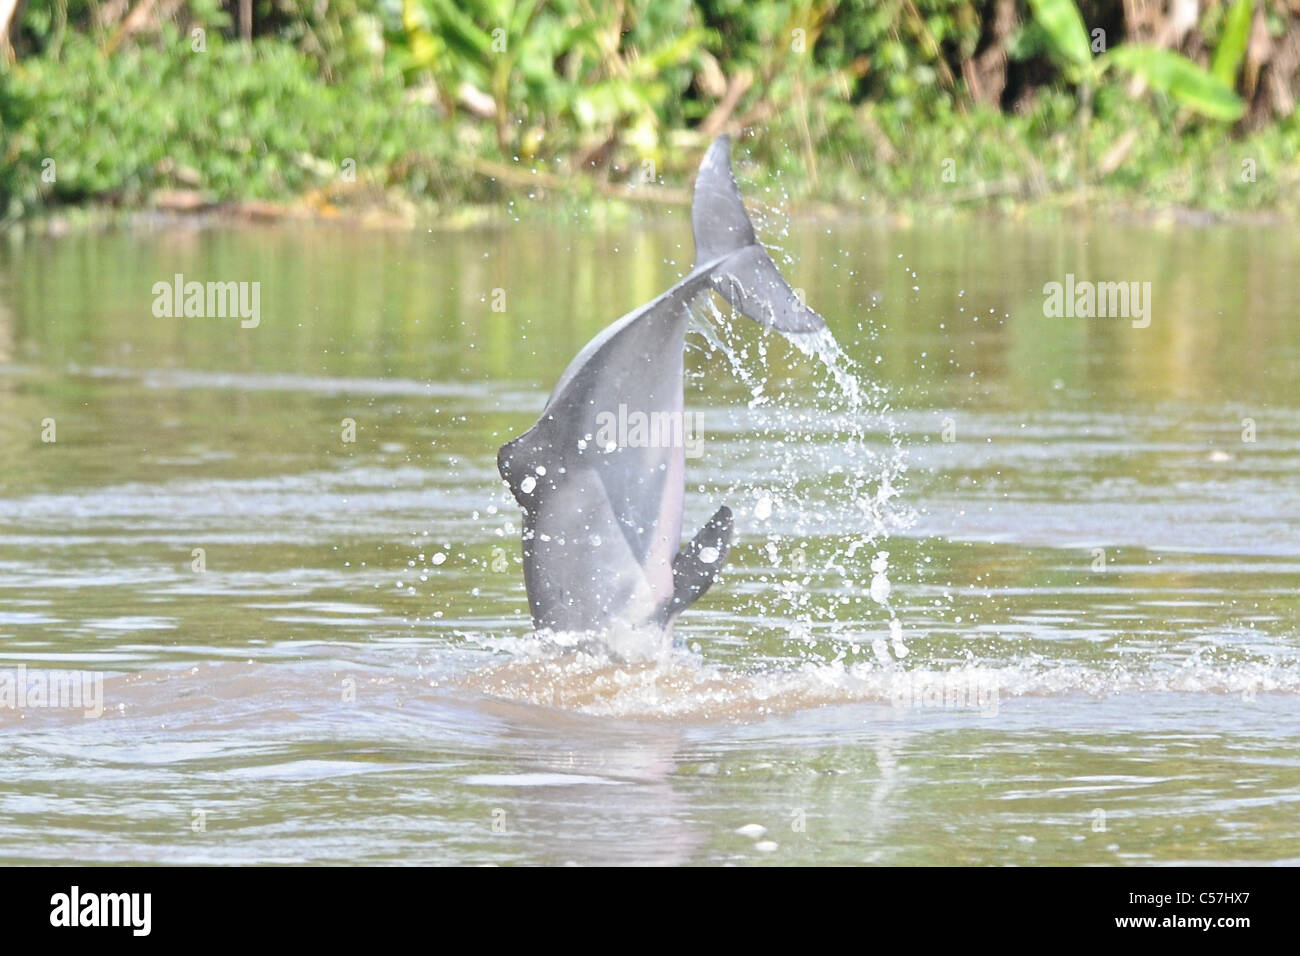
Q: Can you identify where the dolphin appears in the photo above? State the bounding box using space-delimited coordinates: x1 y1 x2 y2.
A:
497 135 827 636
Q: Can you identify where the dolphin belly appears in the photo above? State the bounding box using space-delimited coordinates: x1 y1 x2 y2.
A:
521 463 668 632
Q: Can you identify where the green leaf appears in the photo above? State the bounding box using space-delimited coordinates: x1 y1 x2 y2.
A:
628 29 708 79
1026 0 1092 69
1211 0 1254 88
426 0 494 59
1106 45 1245 121
507 0 544 41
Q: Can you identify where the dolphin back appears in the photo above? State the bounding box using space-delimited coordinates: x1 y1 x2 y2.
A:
692 136 828 335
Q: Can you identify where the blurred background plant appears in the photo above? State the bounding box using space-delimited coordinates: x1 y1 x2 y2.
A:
2 0 1298 223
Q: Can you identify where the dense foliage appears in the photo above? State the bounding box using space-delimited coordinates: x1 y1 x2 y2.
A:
2 0 1298 222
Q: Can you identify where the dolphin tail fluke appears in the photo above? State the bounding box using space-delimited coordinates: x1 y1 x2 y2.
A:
691 136 827 335
660 505 734 626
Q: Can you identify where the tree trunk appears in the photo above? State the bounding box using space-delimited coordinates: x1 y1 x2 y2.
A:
962 0 1017 108
0 0 24 62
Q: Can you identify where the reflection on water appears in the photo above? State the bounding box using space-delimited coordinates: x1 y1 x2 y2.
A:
0 219 1298 864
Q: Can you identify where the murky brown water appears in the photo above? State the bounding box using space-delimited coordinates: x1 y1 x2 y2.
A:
0 218 1297 864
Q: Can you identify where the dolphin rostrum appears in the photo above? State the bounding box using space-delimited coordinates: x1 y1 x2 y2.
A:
498 136 827 635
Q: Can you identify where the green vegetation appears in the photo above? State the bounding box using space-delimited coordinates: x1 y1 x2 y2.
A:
2 0 1299 225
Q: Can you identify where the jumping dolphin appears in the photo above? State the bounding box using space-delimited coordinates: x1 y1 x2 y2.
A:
498 136 827 635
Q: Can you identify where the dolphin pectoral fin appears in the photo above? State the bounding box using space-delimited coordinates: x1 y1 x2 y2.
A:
660 505 734 625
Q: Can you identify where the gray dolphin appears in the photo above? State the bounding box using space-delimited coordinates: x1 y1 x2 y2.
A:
498 136 827 635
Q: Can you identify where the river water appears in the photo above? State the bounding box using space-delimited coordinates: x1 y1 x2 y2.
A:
0 218 1297 864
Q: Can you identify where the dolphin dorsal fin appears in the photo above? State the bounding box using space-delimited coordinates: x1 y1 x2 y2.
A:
660 505 734 625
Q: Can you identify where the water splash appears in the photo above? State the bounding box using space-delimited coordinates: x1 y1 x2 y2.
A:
463 282 922 717
455 642 1300 722
687 289 912 664
476 169 916 707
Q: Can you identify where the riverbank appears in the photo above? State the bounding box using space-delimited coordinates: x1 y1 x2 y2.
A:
5 8 1299 232
8 99 1298 233
7 173 1297 239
